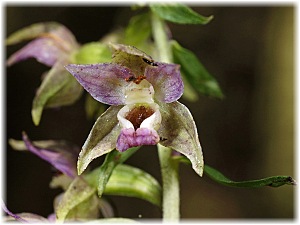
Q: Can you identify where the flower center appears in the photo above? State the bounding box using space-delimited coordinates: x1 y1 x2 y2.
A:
125 105 154 130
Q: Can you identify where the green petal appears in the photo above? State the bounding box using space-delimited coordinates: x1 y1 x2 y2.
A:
158 101 204 176
6 22 60 45
150 4 213 25
55 177 96 222
32 60 82 126
172 41 224 98
77 106 123 175
45 74 83 108
104 164 161 207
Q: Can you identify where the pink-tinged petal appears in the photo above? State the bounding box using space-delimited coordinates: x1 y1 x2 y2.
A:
158 101 204 176
116 128 160 152
145 62 184 103
65 63 133 105
51 24 79 51
7 38 65 67
22 132 79 178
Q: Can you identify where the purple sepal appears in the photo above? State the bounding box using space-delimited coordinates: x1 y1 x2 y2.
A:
116 128 160 152
7 38 64 67
145 62 183 103
65 63 133 105
22 132 78 178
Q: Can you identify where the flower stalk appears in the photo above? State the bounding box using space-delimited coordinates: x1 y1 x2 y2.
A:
152 11 180 222
151 12 172 63
158 144 180 222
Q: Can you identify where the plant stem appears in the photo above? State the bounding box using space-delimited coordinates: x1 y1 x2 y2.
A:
151 12 172 63
158 144 180 222
152 11 180 222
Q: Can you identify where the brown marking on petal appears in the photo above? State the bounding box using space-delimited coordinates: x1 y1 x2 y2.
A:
125 75 146 84
125 105 154 130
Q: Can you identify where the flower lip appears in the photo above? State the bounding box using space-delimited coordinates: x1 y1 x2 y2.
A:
117 103 161 131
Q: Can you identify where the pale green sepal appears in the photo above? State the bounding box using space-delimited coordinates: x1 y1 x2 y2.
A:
45 74 83 108
50 174 73 190
8 138 74 152
55 177 96 222
8 139 26 151
6 22 60 45
32 60 81 126
77 106 123 175
158 101 204 176
104 164 162 207
109 43 154 76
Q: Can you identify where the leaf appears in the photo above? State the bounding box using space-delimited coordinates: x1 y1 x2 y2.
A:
172 41 224 98
204 164 296 188
150 4 213 25
104 164 161 206
176 155 296 188
77 106 123 175
181 73 199 102
55 177 96 222
84 148 139 197
74 42 112 64
6 22 60 45
158 101 204 177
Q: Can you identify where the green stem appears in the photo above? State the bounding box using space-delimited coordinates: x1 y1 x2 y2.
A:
151 12 172 63
152 11 180 222
158 144 180 222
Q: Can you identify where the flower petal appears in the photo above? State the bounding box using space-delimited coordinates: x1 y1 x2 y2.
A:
32 59 82 126
65 63 133 105
22 132 79 178
77 105 123 175
110 43 155 76
7 38 64 67
145 62 184 103
116 128 160 152
6 22 60 45
158 101 204 176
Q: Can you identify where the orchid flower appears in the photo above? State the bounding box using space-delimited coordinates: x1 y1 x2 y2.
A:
6 22 83 125
65 43 204 176
6 133 114 222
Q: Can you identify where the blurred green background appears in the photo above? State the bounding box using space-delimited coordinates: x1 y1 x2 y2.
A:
5 5 295 220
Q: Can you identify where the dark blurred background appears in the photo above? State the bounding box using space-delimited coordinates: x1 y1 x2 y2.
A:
5 5 295 220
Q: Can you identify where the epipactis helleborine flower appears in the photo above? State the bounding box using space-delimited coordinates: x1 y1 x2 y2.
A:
65 43 204 176
6 22 83 125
